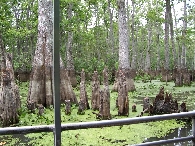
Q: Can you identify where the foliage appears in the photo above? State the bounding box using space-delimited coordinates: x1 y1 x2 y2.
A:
13 52 32 71
135 73 151 82
0 0 194 75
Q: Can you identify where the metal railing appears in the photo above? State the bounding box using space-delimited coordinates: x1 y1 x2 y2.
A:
0 1 194 146
0 111 195 145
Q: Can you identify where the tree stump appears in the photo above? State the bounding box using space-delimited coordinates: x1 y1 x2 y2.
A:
67 69 77 88
98 91 103 119
155 86 164 101
148 70 156 80
143 97 150 112
152 88 179 114
27 100 36 113
0 52 21 127
172 67 177 81
77 100 85 115
190 70 195 81
174 69 183 87
78 69 89 114
60 69 78 104
183 69 191 86
132 104 137 112
98 68 111 120
117 70 129 116
91 71 100 110
37 104 44 116
65 100 71 115
112 70 119 92
112 69 135 92
160 68 172 82
180 102 188 112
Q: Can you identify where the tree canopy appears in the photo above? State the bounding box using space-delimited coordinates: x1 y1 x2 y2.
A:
1 0 195 77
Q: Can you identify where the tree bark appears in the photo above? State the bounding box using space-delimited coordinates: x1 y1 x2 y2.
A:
169 5 176 68
65 100 71 115
181 0 187 69
173 3 181 69
117 0 135 92
131 0 137 70
156 24 161 71
91 71 100 110
118 0 130 69
108 0 114 55
194 15 195 71
27 0 77 110
145 23 152 72
117 70 129 116
164 0 170 70
99 67 111 120
66 2 77 87
79 69 90 112
0 34 20 127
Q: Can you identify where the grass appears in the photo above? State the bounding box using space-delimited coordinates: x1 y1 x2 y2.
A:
1 79 195 145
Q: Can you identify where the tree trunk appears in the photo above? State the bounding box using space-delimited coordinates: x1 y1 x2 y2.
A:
126 0 131 61
0 35 6 70
65 100 71 115
183 69 191 86
78 69 90 114
144 1 153 73
66 2 77 87
194 16 195 71
27 0 77 110
172 3 180 69
0 34 20 127
131 0 137 70
181 0 187 69
164 0 170 71
60 69 78 104
118 0 130 69
117 70 129 116
117 0 135 92
91 71 100 111
174 68 183 87
156 24 161 72
99 67 111 120
169 5 176 68
108 0 114 55
145 23 152 72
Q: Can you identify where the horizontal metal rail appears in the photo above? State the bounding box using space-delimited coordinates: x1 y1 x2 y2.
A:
134 136 194 146
0 111 194 145
0 111 194 134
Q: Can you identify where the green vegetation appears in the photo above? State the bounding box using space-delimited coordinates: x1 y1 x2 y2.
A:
1 1 195 76
1 79 194 145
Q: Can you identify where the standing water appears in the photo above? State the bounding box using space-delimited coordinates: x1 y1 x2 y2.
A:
145 125 192 146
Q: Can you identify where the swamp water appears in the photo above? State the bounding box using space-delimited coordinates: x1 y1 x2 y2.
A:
0 134 32 146
132 81 195 146
0 126 193 146
145 125 192 146
1 80 195 145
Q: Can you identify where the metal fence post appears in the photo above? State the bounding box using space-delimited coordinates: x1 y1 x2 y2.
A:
53 0 61 145
192 116 195 146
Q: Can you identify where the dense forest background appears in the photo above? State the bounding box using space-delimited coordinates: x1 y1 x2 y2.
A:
0 0 195 81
